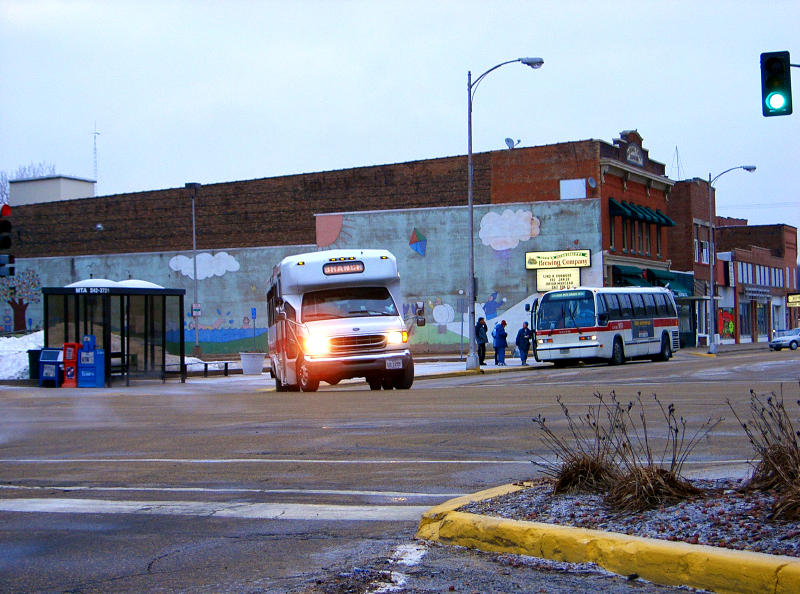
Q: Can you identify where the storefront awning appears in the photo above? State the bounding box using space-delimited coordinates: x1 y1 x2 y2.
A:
608 199 676 227
667 272 693 297
612 265 652 287
655 208 676 227
646 268 675 281
609 198 632 217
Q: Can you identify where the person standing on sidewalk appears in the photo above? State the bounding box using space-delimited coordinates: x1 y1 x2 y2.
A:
493 320 508 366
515 321 533 366
475 317 489 365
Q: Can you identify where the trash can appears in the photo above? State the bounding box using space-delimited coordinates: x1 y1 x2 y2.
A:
27 349 41 380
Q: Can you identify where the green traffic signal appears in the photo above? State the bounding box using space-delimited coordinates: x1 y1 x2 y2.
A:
760 51 793 117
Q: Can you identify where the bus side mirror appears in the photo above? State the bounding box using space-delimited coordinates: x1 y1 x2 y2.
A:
415 301 426 327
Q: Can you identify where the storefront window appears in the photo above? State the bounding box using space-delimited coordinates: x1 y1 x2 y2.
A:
756 303 768 338
719 308 735 339
739 302 752 338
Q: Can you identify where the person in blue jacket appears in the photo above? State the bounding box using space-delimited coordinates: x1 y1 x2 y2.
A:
515 321 533 365
493 320 508 366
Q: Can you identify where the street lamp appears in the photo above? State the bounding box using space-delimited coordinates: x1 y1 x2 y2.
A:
185 182 202 357
466 57 543 370
706 165 756 354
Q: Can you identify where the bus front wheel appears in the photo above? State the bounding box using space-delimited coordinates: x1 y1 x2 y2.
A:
297 358 320 392
609 338 625 366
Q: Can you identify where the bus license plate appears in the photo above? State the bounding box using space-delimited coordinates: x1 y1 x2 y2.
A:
386 359 403 370
560 348 570 354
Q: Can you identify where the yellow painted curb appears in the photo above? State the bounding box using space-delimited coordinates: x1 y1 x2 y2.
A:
416 482 800 594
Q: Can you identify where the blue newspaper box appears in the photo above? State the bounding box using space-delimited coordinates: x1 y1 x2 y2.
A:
78 335 105 388
39 348 63 387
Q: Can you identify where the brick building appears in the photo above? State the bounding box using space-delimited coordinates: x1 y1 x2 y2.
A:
5 129 794 353
668 178 798 345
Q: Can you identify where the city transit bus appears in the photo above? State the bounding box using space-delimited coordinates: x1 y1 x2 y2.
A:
266 249 420 392
532 286 680 366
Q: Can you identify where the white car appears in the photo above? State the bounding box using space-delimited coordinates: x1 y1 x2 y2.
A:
769 328 800 351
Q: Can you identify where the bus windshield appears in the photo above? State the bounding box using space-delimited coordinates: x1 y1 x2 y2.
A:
302 287 398 322
537 290 596 330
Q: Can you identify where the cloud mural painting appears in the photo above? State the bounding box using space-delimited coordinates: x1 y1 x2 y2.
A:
479 209 540 251
169 252 240 280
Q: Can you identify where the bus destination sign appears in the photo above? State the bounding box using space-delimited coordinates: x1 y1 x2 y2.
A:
322 261 365 276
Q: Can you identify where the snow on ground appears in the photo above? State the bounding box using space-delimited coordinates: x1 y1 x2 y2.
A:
0 331 43 380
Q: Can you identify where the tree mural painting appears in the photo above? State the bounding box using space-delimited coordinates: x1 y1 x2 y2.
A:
0 270 41 331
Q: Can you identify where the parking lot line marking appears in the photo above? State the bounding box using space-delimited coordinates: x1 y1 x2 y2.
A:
0 457 531 465
0 497 429 521
0 483 464 498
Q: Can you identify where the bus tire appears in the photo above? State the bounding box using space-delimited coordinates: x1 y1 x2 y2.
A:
609 337 625 366
297 358 319 392
393 360 414 390
653 333 671 362
367 375 382 390
275 376 286 392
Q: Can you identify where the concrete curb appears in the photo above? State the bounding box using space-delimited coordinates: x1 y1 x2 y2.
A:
416 483 800 593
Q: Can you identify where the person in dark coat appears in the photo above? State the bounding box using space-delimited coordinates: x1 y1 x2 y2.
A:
475 317 488 365
493 320 508 366
515 321 533 365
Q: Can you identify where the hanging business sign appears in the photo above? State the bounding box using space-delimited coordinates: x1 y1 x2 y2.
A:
536 268 580 291
788 293 800 308
525 250 591 270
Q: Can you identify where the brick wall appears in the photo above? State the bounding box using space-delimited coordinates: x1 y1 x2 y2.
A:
13 154 490 258
668 179 710 275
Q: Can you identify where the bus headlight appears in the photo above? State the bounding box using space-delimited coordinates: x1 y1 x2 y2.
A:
304 333 330 356
387 330 408 344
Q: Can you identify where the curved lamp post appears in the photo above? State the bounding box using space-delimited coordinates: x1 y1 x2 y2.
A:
185 182 202 357
466 57 544 370
707 165 756 354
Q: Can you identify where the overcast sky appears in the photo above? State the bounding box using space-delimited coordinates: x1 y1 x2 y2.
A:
1 0 798 236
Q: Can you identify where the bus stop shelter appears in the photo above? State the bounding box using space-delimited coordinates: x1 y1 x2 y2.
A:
42 279 186 385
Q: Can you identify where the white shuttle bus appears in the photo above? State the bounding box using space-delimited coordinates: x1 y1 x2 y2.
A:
266 249 420 392
532 286 680 366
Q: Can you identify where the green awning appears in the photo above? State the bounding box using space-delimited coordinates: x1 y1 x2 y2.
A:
641 205 663 223
646 268 675 281
609 198 632 217
613 265 645 277
625 201 659 223
620 275 652 287
667 272 693 297
655 209 677 227
613 265 653 287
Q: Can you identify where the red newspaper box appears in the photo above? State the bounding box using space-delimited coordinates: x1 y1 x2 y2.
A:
62 342 80 388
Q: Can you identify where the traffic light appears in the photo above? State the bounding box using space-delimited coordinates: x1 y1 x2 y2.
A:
0 203 12 276
760 51 793 117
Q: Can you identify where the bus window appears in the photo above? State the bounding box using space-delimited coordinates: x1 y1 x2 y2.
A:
602 294 622 320
537 290 595 329
618 294 633 318
643 293 657 316
596 293 607 322
654 293 668 316
630 293 646 318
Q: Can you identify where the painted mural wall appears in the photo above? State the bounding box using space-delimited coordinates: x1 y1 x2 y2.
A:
6 199 602 354
317 199 603 352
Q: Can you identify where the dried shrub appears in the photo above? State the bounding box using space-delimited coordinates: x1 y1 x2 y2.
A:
773 483 800 521
532 393 621 494
727 386 800 492
602 393 721 512
552 454 619 494
605 466 703 513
